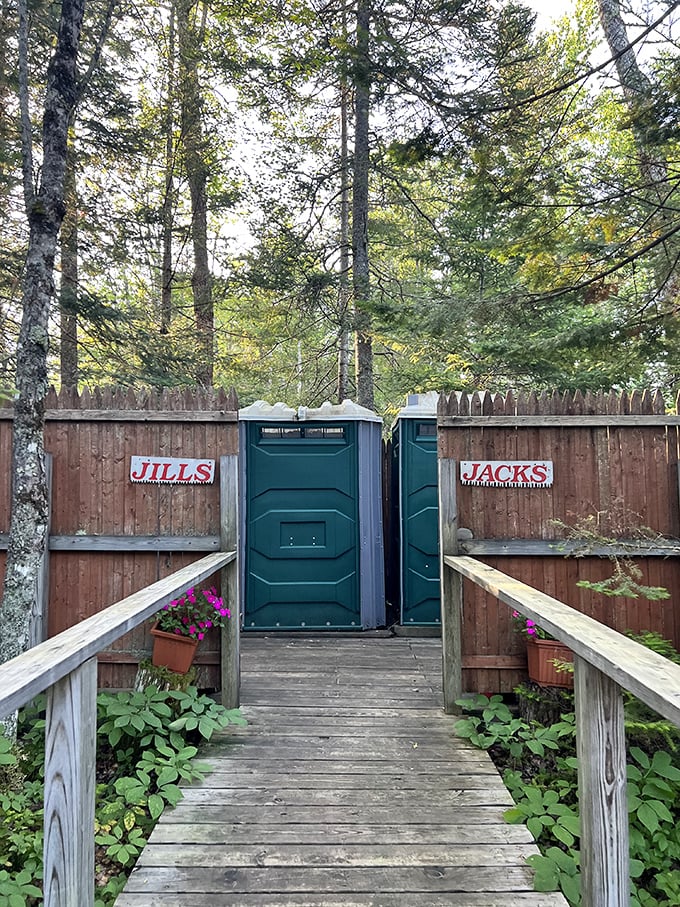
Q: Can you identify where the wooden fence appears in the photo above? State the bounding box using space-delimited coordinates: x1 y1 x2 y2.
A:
438 389 680 692
0 387 239 688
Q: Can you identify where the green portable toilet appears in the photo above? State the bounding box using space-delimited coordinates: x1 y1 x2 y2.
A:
239 399 385 630
392 392 440 626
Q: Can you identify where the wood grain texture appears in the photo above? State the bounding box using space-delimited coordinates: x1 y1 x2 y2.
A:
43 657 97 907
220 454 240 708
116 637 568 907
438 458 462 712
575 656 629 907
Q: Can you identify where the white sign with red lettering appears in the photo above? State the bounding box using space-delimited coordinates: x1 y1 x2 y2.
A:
460 460 553 488
130 456 215 484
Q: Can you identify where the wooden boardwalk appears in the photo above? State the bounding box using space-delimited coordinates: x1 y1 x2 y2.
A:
116 637 568 906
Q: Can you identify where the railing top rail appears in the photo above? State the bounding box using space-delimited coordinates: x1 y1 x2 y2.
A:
0 550 234 719
445 554 680 727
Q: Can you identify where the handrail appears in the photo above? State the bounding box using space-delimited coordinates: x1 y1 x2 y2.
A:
0 548 239 907
0 551 234 719
445 555 680 726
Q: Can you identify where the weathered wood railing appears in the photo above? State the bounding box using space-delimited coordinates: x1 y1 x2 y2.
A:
0 548 239 907
438 459 680 906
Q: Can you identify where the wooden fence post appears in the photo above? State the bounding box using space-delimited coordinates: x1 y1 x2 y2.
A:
32 451 53 647
438 457 462 712
220 454 240 708
575 654 629 906
43 656 97 907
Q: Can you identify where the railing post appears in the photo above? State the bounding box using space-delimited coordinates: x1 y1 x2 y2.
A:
438 457 462 712
32 451 53 647
575 654 629 906
220 454 240 708
43 657 97 907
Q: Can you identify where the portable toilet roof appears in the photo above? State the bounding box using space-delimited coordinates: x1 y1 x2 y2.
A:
395 390 440 420
239 398 382 423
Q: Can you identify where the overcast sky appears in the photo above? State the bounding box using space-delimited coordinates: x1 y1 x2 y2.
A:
523 0 576 30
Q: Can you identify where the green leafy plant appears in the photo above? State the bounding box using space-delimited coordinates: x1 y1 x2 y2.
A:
1 683 246 905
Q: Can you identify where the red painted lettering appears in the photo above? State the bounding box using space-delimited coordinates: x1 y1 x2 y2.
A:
511 464 531 484
461 463 481 482
195 462 212 482
158 462 177 481
532 464 548 484
176 462 193 482
130 459 150 480
494 464 512 483
478 463 495 483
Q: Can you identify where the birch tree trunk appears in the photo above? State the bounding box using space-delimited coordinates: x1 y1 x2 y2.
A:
1 0 86 702
352 0 373 410
596 0 668 198
597 0 676 290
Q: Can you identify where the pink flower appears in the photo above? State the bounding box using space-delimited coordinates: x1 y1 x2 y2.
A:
198 632 204 640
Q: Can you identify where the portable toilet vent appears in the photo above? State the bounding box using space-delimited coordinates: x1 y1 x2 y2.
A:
392 392 440 625
239 400 385 630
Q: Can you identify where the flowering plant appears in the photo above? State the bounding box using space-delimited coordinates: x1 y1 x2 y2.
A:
153 586 230 641
511 610 553 640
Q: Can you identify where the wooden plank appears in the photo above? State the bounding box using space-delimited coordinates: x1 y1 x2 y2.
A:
438 415 680 427
190 773 509 790
177 788 515 807
43 657 97 907
575 655 629 907
0 552 233 717
121 864 537 893
220 454 240 708
116 894 567 907
0 409 238 422
438 458 461 712
137 842 539 867
458 539 680 557
148 822 535 846
44 535 220 551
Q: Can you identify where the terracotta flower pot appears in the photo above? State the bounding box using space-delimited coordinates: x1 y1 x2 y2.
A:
150 625 199 673
526 636 574 688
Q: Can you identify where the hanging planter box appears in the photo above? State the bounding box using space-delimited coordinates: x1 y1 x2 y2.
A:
526 637 574 688
150 625 199 674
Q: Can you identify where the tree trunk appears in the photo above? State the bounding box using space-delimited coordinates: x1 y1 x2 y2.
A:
2 0 86 691
161 4 176 335
352 0 373 410
337 65 351 402
597 0 675 288
177 0 213 386
60 135 78 387
596 0 668 196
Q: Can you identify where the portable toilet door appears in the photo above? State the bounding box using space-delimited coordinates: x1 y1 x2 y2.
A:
240 400 385 630
394 392 440 626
